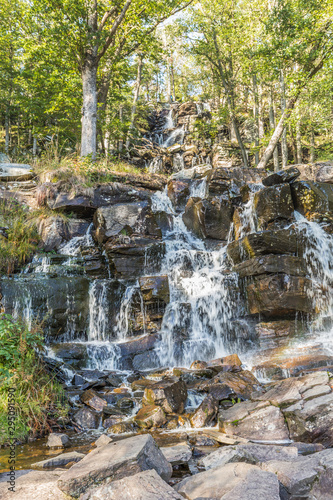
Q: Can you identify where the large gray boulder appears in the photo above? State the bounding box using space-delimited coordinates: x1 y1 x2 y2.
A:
57 434 172 498
0 163 33 181
0 471 66 500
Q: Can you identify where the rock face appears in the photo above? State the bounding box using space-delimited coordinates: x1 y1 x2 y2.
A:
143 377 188 414
57 434 172 498
291 180 333 221
183 196 233 240
253 183 294 230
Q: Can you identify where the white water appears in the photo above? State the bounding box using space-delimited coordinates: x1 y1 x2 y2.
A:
58 223 94 256
163 126 185 148
148 157 163 174
88 280 109 341
163 109 174 130
173 153 185 172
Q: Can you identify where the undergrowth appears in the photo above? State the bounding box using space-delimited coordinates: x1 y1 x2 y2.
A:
0 315 68 445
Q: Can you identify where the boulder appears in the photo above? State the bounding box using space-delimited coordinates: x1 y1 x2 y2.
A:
73 407 100 429
175 462 279 500
80 469 183 500
134 405 167 429
167 179 190 209
94 434 112 447
233 254 306 278
0 163 33 181
143 377 187 414
178 101 197 117
227 228 298 264
202 443 298 470
316 162 333 183
183 196 233 240
139 275 170 305
253 183 294 230
262 449 333 499
0 470 66 500
190 395 219 428
262 166 300 187
161 443 192 465
57 434 172 498
32 452 85 469
291 180 333 219
201 370 261 400
182 197 205 239
170 163 212 180
46 433 70 448
218 401 289 441
208 166 266 195
118 333 160 359
80 389 107 412
246 274 315 317
37 216 70 252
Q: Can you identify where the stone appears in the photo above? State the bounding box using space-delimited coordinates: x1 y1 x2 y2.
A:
170 163 212 180
0 470 66 500
182 197 205 239
255 319 303 349
32 452 85 469
208 354 243 370
202 443 298 470
227 228 298 264
253 183 294 230
202 429 250 445
219 468 281 500
0 163 33 181
94 434 112 447
219 402 289 441
80 469 183 500
208 167 266 195
316 162 333 183
118 334 160 359
73 407 100 429
204 197 234 240
246 274 314 316
166 143 183 154
262 449 333 499
103 415 124 429
167 179 190 209
178 101 197 117
190 395 219 428
254 377 303 407
190 360 208 370
80 389 107 412
57 434 172 498
233 254 306 278
291 180 333 219
175 462 276 500
201 370 261 400
37 216 70 252
263 166 301 187
139 275 170 304
46 433 70 448
161 443 192 465
143 377 187 414
134 405 167 429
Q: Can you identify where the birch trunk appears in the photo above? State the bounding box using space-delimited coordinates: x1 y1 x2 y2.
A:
81 63 98 157
253 74 260 166
280 71 288 167
125 55 143 150
5 106 9 155
310 126 316 162
296 116 302 163
269 87 279 172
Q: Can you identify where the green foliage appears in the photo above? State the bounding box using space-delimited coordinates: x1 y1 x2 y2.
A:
0 315 68 444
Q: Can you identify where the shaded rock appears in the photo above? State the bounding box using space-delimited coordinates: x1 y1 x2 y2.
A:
255 319 304 350
170 163 212 180
183 196 233 240
143 377 187 414
219 401 289 441
0 470 66 500
161 443 192 465
134 405 167 429
246 274 315 316
57 434 172 498
291 180 333 219
80 389 107 412
73 407 100 429
262 449 333 500
37 216 69 252
103 415 124 429
167 179 190 209
227 228 298 264
253 183 294 230
208 167 266 195
107 421 137 434
94 434 112 447
233 254 306 278
190 395 219 428
202 443 298 470
0 163 33 181
118 333 160 358
201 370 261 400
178 101 197 117
32 452 85 469
175 462 278 500
80 469 183 500
139 275 170 304
46 433 70 448
263 166 300 187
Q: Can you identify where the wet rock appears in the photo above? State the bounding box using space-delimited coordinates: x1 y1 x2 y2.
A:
190 395 219 428
182 197 205 239
80 389 107 412
46 433 70 448
134 405 167 429
175 462 279 500
201 370 261 400
139 275 170 304
218 401 289 441
143 377 188 414
167 179 190 209
233 254 306 278
254 352 333 380
73 407 100 429
253 183 294 230
161 443 192 465
72 374 87 386
131 378 157 391
32 452 85 469
263 166 300 187
171 163 212 180
207 354 243 371
190 360 208 370
80 469 183 500
57 434 172 498
227 228 298 264
183 196 233 240
291 180 333 219
103 415 124 429
94 434 112 447
108 421 137 434
255 319 304 350
246 274 315 316
37 216 70 252
202 443 298 470
132 350 160 371
105 374 123 387
208 166 266 195
262 449 333 499
291 442 325 455
118 333 160 359
178 101 197 117
0 470 65 500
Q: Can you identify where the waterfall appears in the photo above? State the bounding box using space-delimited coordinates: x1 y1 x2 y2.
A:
114 285 137 340
148 157 163 173
58 223 94 256
163 126 185 148
190 179 207 198
163 109 174 129
88 280 109 341
173 153 184 172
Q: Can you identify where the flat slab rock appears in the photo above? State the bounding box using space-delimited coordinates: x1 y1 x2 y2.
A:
161 443 192 465
175 462 280 500
0 163 33 181
202 443 298 470
0 470 66 500
57 434 172 498
31 451 85 469
80 469 183 500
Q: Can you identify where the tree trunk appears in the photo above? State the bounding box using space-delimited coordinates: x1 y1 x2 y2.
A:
125 55 143 150
118 106 124 153
5 106 10 155
171 60 176 101
32 136 37 157
280 70 288 167
258 84 265 139
253 74 260 166
269 87 279 172
310 126 316 163
289 123 297 163
257 98 297 170
81 63 98 157
296 114 302 163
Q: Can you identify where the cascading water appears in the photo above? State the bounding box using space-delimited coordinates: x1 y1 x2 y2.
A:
163 126 185 148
